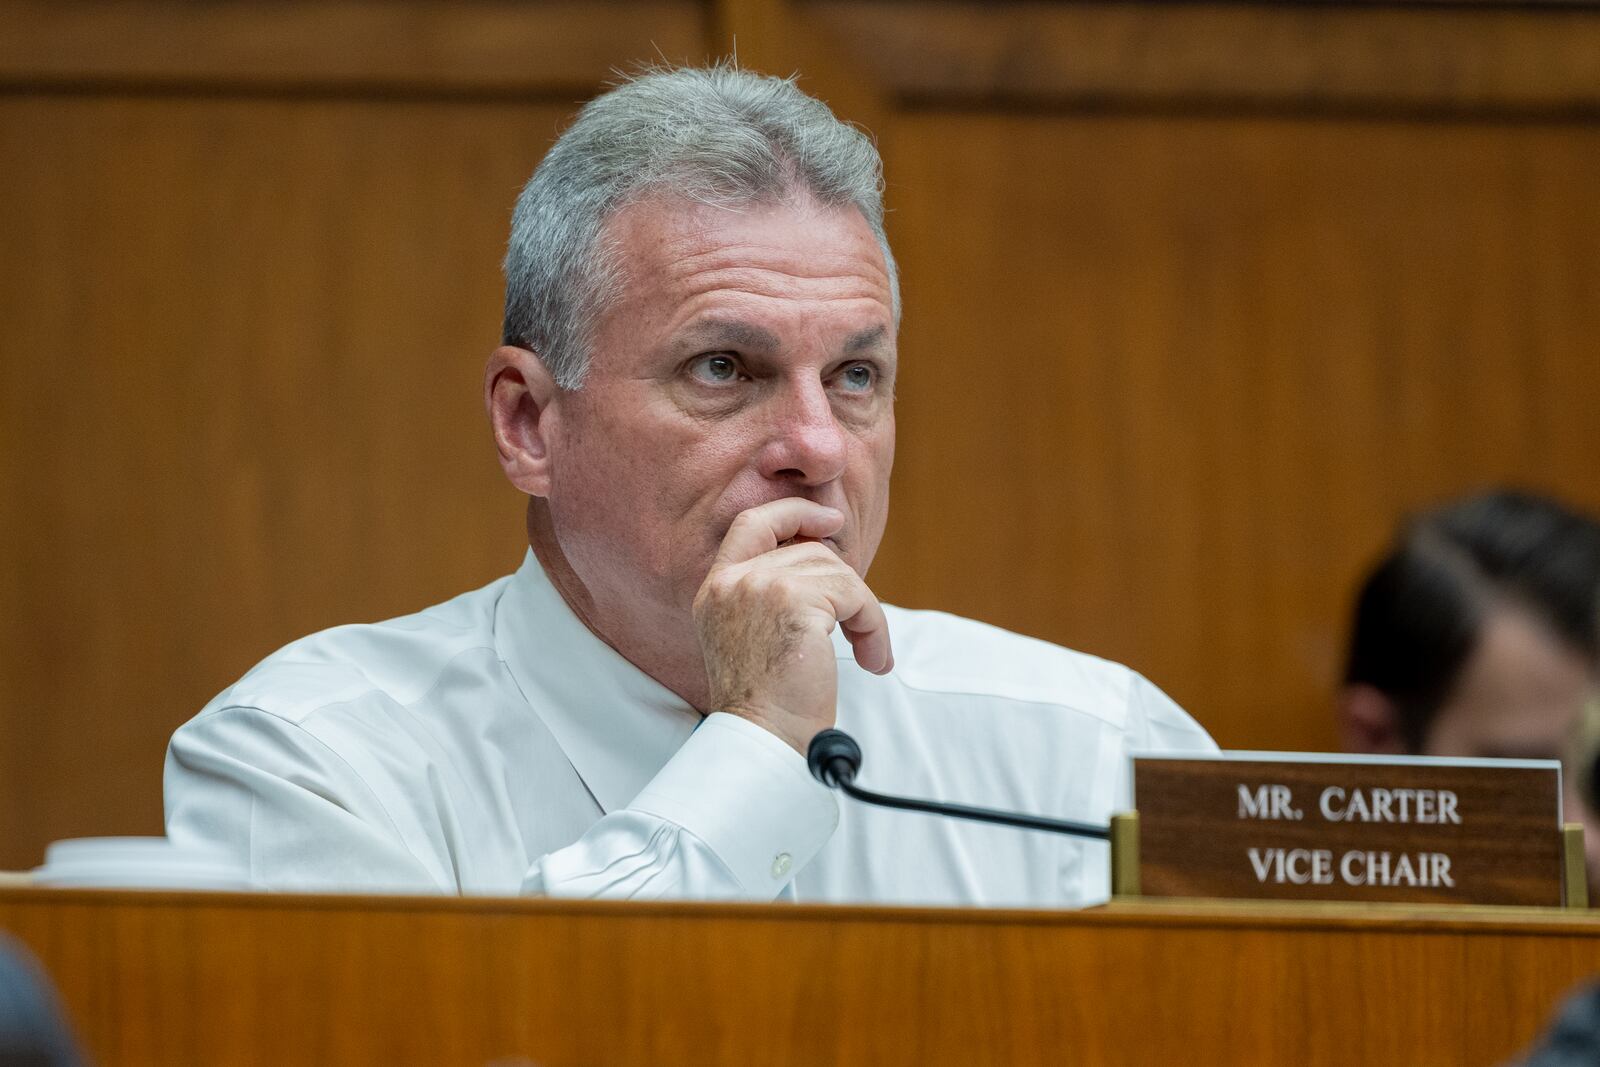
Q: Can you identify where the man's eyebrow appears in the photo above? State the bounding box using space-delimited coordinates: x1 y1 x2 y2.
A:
844 325 888 355
680 320 781 352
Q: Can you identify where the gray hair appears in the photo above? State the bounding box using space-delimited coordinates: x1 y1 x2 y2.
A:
501 64 900 388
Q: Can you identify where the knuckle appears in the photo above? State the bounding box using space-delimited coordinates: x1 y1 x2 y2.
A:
716 566 779 606
697 567 742 604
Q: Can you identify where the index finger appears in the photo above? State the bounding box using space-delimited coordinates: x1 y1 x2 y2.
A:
711 499 845 569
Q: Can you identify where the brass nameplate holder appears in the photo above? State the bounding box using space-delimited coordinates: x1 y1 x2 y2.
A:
1114 752 1581 907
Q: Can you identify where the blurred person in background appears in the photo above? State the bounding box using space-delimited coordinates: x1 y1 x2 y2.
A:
1337 489 1600 879
0 936 85 1067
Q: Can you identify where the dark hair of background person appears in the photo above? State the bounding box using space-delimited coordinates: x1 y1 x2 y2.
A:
1343 489 1600 753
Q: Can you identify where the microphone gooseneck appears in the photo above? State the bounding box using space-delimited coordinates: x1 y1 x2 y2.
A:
805 728 1109 841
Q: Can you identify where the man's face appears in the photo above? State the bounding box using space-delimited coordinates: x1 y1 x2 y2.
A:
540 191 897 630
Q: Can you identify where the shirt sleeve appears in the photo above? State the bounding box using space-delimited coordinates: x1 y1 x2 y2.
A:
523 713 839 900
166 707 838 901
1128 672 1218 756
1110 672 1219 811
165 706 451 892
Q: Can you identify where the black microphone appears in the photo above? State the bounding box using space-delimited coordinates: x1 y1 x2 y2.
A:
806 728 1109 841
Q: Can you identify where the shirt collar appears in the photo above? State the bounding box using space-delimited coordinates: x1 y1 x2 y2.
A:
493 550 702 814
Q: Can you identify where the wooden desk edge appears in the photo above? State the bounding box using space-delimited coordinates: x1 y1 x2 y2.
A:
5 885 1600 938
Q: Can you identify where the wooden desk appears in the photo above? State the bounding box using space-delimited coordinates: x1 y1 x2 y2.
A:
3 888 1598 1065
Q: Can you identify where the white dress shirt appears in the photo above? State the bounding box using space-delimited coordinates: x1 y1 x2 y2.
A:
165 551 1215 906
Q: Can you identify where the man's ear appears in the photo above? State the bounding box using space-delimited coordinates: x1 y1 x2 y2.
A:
485 345 560 497
1337 683 1407 754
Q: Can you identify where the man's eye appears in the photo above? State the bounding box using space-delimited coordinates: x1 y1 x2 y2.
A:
690 355 740 383
839 363 875 392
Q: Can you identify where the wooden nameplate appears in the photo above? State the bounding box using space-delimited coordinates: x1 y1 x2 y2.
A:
1113 752 1582 908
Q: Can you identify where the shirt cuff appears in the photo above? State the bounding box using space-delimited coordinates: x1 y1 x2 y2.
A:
628 712 839 897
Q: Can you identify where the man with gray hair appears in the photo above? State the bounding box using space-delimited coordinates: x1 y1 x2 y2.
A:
166 65 1214 905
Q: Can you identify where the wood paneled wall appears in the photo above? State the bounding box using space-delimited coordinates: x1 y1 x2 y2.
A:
0 1 713 870
871 113 1600 751
825 2 1600 751
3 0 1597 869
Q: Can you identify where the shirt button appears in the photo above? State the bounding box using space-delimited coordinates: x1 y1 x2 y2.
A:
771 852 793 879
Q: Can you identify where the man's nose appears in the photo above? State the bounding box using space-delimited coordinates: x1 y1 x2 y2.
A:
760 379 848 486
